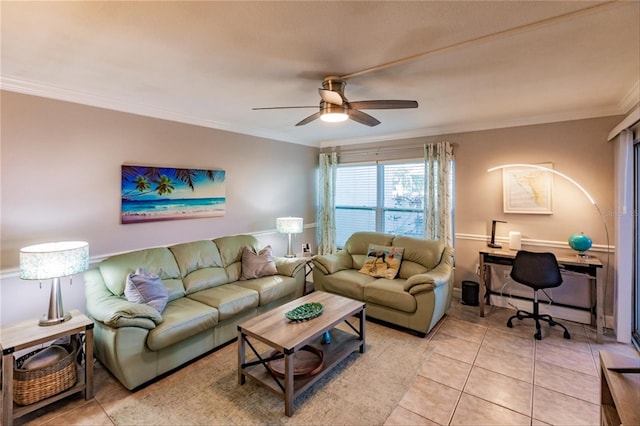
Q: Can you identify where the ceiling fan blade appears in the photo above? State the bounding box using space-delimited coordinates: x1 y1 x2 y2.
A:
295 111 322 126
348 109 381 127
348 100 418 110
252 106 317 110
318 89 343 106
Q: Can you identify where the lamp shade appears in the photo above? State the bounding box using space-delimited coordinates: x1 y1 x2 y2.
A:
20 241 89 280
276 217 303 234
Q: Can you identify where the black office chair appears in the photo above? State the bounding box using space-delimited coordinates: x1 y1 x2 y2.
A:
506 250 571 340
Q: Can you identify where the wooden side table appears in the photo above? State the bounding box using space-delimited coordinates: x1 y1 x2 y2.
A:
1 309 94 426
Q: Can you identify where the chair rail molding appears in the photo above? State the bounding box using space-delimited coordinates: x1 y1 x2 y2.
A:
455 233 614 253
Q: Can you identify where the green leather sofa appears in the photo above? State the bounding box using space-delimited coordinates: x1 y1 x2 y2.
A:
312 232 454 336
84 234 306 390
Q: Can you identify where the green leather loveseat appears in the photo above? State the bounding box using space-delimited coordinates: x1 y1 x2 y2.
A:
84 234 306 390
312 232 454 336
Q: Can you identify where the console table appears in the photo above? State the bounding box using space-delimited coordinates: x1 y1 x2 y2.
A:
1 310 94 426
478 249 604 343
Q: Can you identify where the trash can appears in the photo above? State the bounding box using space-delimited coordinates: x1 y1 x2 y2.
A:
461 280 479 306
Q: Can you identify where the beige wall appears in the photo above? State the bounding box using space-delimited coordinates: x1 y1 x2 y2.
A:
453 117 620 314
0 91 318 324
331 115 621 315
0 89 623 324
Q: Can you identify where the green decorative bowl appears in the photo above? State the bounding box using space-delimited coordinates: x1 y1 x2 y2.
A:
285 302 324 321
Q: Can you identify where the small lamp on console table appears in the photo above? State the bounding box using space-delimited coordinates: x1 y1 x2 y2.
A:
20 241 89 326
276 217 303 258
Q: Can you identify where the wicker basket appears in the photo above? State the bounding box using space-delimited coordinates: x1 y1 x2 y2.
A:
13 335 79 406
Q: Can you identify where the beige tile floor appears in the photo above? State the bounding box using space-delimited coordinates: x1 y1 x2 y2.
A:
8 299 639 425
385 301 639 426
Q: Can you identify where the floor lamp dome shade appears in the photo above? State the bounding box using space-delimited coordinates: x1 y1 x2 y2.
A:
20 241 89 326
276 217 303 257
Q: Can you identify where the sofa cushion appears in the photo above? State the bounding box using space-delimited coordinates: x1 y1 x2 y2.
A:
359 244 404 279
188 284 259 321
235 275 300 306
169 240 224 276
364 279 417 313
182 268 229 294
241 245 277 280
319 269 377 300
214 235 261 282
146 298 218 351
99 248 183 297
125 267 169 313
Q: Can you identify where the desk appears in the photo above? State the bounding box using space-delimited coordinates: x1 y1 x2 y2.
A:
479 249 604 343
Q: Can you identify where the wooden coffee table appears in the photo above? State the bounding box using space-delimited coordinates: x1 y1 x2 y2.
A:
237 291 366 416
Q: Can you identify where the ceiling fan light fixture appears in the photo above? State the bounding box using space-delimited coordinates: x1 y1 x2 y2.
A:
320 101 349 123
320 112 349 123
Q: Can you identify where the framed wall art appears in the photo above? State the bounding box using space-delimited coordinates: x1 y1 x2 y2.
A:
121 165 226 224
502 163 553 214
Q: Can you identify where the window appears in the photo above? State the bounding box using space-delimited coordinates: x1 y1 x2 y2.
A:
335 160 425 247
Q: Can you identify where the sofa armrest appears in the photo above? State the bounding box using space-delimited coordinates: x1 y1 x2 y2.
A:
311 251 352 275
274 257 306 277
403 247 454 293
85 268 162 329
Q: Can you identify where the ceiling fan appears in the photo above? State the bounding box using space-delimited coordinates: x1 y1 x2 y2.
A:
253 76 418 127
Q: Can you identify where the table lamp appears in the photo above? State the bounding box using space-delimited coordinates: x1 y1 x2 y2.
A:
276 217 303 257
20 241 89 326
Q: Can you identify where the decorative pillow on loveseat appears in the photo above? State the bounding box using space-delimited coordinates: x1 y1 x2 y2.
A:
125 267 169 313
359 244 404 279
241 245 278 280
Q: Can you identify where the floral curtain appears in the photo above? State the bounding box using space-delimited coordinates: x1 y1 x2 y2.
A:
317 152 338 254
424 141 454 247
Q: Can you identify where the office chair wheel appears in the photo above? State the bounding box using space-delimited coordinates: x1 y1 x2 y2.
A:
563 330 571 339
534 331 542 340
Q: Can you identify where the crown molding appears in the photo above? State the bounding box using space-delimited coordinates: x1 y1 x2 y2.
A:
0 77 315 147
619 81 640 113
320 106 624 148
1 76 628 149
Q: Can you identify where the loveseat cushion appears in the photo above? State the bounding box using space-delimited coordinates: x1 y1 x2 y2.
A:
319 269 377 300
343 232 394 270
99 248 183 298
235 275 300 306
364 279 417 313
146 298 218 351
393 236 445 279
359 244 404 279
188 284 259 321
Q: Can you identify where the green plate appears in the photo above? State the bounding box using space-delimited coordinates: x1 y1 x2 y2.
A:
285 302 324 321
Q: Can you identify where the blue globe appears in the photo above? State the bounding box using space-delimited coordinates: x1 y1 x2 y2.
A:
568 232 592 253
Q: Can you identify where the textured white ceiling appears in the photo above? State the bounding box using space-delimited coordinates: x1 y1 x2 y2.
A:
2 1 638 147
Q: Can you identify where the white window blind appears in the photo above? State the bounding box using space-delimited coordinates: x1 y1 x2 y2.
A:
336 160 425 247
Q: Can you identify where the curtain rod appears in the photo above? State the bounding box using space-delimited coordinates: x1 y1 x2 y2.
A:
334 145 427 157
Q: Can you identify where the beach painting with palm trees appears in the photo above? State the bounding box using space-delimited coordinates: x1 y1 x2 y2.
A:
121 165 226 224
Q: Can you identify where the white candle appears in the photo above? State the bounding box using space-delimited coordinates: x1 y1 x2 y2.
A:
509 231 521 251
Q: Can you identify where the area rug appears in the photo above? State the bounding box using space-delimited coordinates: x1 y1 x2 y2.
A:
108 320 434 425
